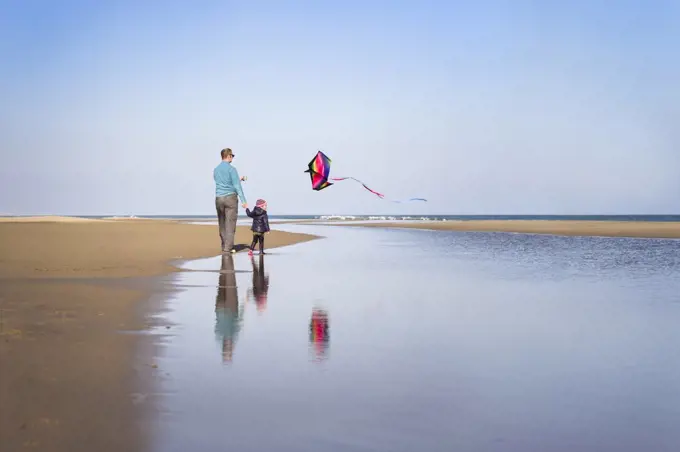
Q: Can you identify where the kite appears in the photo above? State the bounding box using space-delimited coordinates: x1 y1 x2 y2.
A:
304 150 427 203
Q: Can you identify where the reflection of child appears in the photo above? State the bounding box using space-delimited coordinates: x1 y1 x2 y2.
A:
246 254 270 313
245 199 270 255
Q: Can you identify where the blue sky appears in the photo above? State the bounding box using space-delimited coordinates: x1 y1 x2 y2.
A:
1 0 678 215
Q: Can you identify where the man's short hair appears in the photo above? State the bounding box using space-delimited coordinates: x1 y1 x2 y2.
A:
221 148 234 159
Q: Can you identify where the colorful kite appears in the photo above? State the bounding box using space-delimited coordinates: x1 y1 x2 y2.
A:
304 150 427 203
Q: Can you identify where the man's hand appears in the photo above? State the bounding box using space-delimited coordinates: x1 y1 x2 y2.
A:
240 176 247 181
242 203 248 209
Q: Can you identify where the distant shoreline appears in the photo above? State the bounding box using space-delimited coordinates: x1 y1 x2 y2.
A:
1 216 679 239
333 220 680 239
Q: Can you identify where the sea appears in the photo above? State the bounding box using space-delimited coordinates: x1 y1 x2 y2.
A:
92 214 680 222
142 221 680 452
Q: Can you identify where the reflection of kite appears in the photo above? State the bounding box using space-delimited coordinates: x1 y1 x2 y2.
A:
304 150 427 203
309 308 330 360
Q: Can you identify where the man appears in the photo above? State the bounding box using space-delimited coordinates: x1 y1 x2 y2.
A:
214 148 247 253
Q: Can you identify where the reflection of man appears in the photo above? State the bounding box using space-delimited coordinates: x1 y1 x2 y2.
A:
246 254 270 313
214 148 248 253
214 253 243 362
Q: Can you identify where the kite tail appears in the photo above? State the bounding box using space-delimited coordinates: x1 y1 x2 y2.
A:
330 177 385 198
391 197 428 203
329 176 426 202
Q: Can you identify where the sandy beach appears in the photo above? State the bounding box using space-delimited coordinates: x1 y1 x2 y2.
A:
0 217 318 452
0 217 318 279
339 220 680 239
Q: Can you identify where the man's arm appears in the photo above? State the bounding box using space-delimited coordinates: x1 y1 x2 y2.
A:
231 167 247 205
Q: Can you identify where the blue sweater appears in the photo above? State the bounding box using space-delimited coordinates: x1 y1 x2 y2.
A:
213 161 246 203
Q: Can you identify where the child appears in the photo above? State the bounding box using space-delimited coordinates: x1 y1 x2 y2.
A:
245 199 270 255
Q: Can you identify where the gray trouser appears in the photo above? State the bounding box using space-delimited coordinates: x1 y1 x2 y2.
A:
216 194 238 250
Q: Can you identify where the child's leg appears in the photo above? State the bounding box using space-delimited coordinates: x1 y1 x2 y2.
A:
258 234 265 253
250 233 259 251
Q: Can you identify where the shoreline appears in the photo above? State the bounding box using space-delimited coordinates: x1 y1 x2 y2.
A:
328 220 680 239
0 217 319 451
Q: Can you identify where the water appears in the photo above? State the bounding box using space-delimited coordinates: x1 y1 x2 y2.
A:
63 214 680 222
148 225 680 452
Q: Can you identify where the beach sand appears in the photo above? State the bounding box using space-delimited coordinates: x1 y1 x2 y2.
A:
0 217 318 452
0 217 318 279
340 220 680 239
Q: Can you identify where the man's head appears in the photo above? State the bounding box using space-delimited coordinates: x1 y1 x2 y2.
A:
221 148 234 162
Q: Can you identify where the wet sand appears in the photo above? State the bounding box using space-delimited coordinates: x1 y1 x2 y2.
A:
339 220 680 239
0 217 319 452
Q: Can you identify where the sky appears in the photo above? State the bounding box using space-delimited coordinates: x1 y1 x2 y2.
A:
1 0 679 216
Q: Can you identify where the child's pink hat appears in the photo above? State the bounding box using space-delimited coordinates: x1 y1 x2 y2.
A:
255 199 267 208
